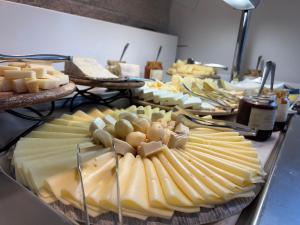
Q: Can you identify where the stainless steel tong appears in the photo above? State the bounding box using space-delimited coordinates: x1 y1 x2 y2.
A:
173 106 257 136
112 140 123 225
76 144 90 225
182 83 234 111
258 61 276 96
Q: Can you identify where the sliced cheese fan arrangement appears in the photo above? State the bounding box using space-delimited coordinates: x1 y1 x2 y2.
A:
13 105 265 221
0 62 69 94
135 75 243 112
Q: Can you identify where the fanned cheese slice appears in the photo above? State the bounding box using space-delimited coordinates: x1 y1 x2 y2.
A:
172 150 235 200
122 156 173 219
162 147 220 203
27 131 88 139
144 158 199 213
158 153 209 207
152 156 194 207
49 119 90 128
35 124 88 134
182 151 247 186
88 109 105 118
73 110 95 121
187 145 261 172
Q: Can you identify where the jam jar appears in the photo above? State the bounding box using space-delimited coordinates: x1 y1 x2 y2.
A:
144 61 163 79
236 95 278 141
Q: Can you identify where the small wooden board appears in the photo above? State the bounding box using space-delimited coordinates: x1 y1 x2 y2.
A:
0 82 76 110
133 99 237 116
70 76 145 90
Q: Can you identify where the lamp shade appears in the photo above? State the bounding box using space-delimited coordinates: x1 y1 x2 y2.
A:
222 0 261 10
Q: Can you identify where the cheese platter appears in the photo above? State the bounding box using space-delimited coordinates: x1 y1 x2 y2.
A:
11 105 265 224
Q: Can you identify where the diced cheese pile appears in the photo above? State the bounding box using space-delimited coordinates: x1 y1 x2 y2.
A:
13 105 265 220
168 59 216 77
0 62 69 94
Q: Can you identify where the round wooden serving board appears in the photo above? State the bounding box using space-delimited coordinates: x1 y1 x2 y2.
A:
0 82 76 110
133 99 237 117
70 76 145 90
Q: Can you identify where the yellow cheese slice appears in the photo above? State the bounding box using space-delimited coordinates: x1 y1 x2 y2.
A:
35 124 88 134
122 156 173 219
49 118 90 128
151 156 194 207
88 109 105 118
161 147 220 203
189 133 244 142
186 145 261 170
60 114 91 122
172 150 235 200
188 136 252 148
73 110 94 121
158 153 209 206
27 131 88 138
144 157 200 213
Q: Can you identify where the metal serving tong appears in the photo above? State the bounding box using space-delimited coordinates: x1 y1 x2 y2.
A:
258 61 275 96
181 82 234 111
112 140 123 225
76 144 123 225
173 106 257 136
76 144 90 225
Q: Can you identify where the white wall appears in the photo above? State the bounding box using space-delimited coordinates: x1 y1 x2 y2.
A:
169 0 300 87
0 1 178 76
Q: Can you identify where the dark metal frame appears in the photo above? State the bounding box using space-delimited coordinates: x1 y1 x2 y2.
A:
65 86 133 112
0 102 55 153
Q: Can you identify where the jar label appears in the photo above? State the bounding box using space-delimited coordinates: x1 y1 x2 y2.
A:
276 103 289 122
248 108 277 130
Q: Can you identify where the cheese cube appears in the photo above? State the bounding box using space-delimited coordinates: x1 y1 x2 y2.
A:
138 141 163 157
51 73 69 85
12 79 28 93
0 79 12 91
23 67 47 78
4 70 36 80
113 138 136 155
168 133 188 148
0 65 21 76
28 63 56 72
175 123 190 135
25 79 39 93
37 78 59 90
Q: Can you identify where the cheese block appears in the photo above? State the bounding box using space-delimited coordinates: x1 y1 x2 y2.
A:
4 70 36 80
67 57 117 79
12 78 28 93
